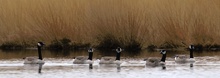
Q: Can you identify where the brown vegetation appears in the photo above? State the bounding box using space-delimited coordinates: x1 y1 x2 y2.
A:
0 0 219 50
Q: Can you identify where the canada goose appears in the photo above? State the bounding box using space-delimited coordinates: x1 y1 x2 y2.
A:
145 50 166 67
175 45 195 63
24 42 45 64
99 47 122 64
73 48 93 64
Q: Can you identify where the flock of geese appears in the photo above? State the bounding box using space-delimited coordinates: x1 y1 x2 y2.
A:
23 42 195 68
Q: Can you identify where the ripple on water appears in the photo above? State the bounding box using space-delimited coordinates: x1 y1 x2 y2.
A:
0 56 220 78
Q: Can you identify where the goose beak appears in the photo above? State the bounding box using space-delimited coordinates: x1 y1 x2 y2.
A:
143 58 148 61
41 42 45 46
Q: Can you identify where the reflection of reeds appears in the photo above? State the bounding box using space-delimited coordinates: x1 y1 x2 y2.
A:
0 0 219 50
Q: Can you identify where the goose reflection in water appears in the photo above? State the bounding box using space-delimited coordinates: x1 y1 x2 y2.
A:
23 64 44 74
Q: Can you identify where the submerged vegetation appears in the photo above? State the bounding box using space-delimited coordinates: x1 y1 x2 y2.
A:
0 0 220 51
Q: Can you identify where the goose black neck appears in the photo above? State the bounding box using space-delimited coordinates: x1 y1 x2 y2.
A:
161 54 166 62
190 49 193 58
116 52 121 60
38 46 43 60
88 52 93 60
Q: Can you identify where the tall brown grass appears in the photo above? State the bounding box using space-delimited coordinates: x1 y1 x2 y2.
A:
0 0 219 49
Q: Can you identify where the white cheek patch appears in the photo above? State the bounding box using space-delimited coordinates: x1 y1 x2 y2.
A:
38 43 41 46
88 49 93 52
161 51 166 54
189 45 194 49
116 48 122 53
162 52 166 54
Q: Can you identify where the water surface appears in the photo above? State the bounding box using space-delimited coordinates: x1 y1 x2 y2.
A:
0 50 220 78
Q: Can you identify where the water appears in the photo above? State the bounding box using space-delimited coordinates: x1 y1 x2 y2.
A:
0 49 220 78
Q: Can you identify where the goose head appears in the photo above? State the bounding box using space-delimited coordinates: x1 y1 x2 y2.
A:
88 47 93 52
116 47 122 53
37 42 44 47
189 44 195 50
160 50 166 54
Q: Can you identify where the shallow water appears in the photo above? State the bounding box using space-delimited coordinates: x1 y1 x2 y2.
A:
0 57 220 78
0 50 220 78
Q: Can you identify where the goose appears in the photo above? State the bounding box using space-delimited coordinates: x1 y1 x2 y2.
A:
145 50 166 67
175 45 195 64
23 42 45 64
99 47 122 64
73 48 93 64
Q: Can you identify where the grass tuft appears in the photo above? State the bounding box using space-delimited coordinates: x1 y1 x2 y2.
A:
96 34 120 50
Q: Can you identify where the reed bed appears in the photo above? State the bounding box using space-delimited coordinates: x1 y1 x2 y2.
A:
0 0 219 50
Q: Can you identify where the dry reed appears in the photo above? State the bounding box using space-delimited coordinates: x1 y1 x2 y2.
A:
0 0 219 49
